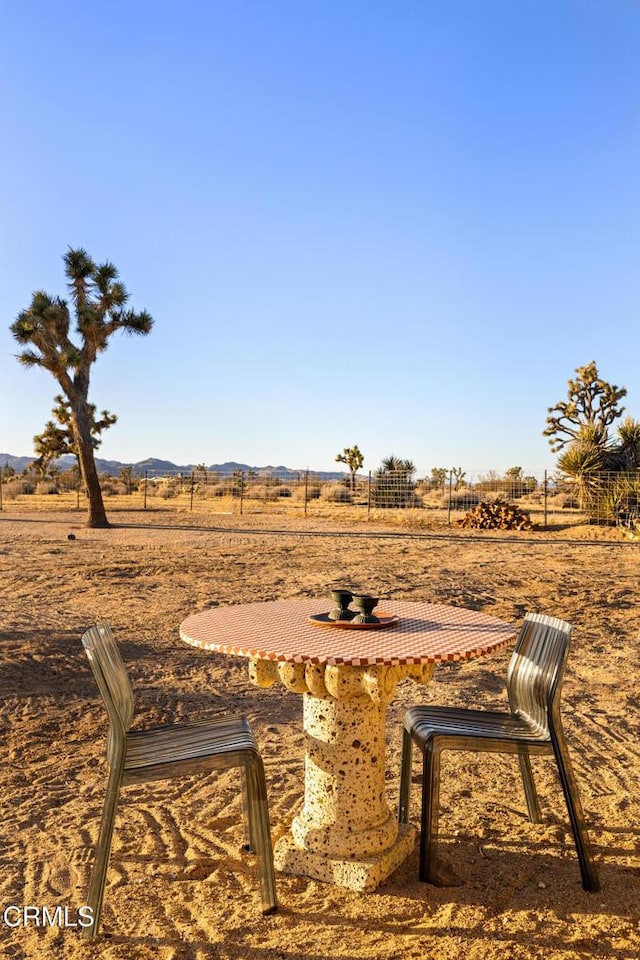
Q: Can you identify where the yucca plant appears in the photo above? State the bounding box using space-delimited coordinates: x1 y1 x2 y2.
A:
374 456 418 508
552 383 640 523
613 417 640 471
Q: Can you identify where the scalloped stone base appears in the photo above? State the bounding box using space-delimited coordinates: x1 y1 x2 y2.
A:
273 823 416 892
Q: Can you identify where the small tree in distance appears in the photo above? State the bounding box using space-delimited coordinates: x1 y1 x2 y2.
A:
335 444 364 492
10 248 153 527
430 467 447 492
451 466 466 490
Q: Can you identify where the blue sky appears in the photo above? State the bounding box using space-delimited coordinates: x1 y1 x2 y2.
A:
1 0 638 476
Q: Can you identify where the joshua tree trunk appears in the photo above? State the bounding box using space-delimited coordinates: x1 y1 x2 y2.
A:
71 398 109 528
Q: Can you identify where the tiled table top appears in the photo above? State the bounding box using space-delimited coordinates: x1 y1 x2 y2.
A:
180 598 515 667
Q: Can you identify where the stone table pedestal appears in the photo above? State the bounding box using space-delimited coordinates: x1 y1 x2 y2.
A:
249 657 434 891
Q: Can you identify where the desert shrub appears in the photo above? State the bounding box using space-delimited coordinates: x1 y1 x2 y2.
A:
321 483 353 503
292 484 321 500
14 480 36 496
248 484 281 501
159 480 178 499
415 481 434 497
101 482 118 496
246 483 293 499
36 482 59 495
208 483 229 497
548 493 579 510
442 489 481 510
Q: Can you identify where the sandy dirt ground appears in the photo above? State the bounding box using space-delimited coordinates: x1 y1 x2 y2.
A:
1 507 638 960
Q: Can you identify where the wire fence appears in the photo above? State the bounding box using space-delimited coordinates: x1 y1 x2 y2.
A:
2 465 640 535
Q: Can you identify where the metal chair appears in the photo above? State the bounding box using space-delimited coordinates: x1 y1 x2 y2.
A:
398 612 600 892
81 621 277 940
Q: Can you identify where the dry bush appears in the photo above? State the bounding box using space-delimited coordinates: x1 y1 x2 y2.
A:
292 484 321 501
206 483 230 497
442 489 481 510
247 484 281 501
35 482 59 495
548 492 580 510
320 483 353 503
6 479 36 496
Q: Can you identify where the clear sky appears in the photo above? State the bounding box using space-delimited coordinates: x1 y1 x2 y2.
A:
1 0 638 477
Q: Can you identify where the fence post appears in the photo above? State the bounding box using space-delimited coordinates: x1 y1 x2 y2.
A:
0 466 3 511
190 471 195 512
447 470 453 525
240 471 244 515
543 469 548 529
367 471 372 518
143 470 148 510
76 473 81 510
304 469 309 516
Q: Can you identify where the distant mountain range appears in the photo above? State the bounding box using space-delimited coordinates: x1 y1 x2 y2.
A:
0 453 346 481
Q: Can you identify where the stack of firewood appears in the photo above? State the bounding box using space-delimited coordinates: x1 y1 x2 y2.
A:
457 497 536 531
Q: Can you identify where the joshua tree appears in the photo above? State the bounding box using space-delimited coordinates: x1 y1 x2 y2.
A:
33 394 116 478
544 361 626 453
10 248 152 527
119 465 135 493
429 467 447 491
451 466 466 490
335 444 364 492
194 463 208 485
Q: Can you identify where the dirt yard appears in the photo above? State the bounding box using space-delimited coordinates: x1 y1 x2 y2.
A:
1 507 638 960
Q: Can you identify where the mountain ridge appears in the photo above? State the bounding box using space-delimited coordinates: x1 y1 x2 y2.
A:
0 453 346 480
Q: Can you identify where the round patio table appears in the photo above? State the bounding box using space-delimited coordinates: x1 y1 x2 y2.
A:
179 597 515 892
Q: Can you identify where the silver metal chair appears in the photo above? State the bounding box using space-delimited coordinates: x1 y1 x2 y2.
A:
398 612 600 892
81 621 277 940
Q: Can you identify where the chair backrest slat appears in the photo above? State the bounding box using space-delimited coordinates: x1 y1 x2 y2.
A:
507 612 572 736
82 622 135 738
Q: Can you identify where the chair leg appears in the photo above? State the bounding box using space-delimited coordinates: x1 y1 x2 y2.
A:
398 727 413 824
82 768 123 940
240 768 255 852
245 757 277 914
551 729 601 892
517 747 542 822
419 740 441 885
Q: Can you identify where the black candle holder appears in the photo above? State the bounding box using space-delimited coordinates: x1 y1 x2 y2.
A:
328 589 355 621
351 594 379 624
